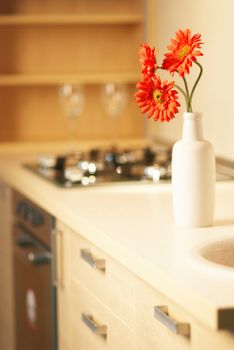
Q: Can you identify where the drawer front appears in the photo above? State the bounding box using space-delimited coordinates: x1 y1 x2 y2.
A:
70 231 135 328
135 278 192 350
70 280 135 350
192 320 234 350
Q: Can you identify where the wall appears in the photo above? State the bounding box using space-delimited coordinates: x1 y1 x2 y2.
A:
146 0 234 160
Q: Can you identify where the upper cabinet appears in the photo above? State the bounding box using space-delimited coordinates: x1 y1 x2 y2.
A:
0 0 145 142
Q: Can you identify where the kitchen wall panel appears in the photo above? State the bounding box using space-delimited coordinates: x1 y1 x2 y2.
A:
147 0 234 160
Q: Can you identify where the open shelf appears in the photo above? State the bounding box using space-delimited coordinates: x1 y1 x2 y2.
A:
0 0 144 142
0 72 140 86
0 14 143 25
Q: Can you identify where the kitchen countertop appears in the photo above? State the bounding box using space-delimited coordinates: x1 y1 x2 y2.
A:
0 142 234 330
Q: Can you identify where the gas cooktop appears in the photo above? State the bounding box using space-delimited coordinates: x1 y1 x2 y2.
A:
24 147 234 188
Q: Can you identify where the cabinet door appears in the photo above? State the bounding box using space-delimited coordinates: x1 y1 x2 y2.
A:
70 280 135 350
55 220 72 350
135 276 234 350
135 277 191 350
0 183 15 350
70 230 135 329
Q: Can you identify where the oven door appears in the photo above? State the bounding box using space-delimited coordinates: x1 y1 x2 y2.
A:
14 224 54 350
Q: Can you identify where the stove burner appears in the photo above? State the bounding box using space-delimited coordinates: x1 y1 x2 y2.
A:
24 146 234 188
25 146 173 187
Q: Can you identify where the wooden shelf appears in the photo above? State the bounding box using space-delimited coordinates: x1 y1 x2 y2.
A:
0 14 143 25
0 0 144 142
0 73 140 86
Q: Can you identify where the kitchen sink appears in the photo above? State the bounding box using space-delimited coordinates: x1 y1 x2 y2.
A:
197 238 234 270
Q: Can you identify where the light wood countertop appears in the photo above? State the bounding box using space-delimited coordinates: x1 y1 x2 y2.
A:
0 142 234 330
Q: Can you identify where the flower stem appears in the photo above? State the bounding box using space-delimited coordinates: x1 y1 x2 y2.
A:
157 66 189 110
182 76 192 112
188 61 203 111
174 84 187 101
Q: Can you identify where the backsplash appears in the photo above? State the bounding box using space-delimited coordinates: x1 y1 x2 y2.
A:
146 0 234 161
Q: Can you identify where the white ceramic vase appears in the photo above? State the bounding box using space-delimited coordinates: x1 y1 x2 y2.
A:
172 112 215 228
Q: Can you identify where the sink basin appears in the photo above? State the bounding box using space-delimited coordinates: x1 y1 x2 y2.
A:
198 238 234 270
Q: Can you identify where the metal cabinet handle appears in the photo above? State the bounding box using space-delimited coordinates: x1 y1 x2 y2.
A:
82 313 107 337
28 251 52 265
154 305 190 337
80 249 106 271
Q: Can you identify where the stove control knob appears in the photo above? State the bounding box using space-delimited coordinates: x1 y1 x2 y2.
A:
26 207 40 226
32 211 45 227
90 149 100 161
16 201 29 219
144 147 155 165
26 207 34 223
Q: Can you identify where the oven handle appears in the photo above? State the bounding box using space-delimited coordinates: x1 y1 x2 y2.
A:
14 224 36 248
16 234 35 247
14 224 52 265
28 251 52 265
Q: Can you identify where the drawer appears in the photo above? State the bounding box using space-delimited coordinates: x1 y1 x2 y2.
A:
70 231 135 328
135 278 234 350
135 277 192 350
192 321 234 350
70 279 135 350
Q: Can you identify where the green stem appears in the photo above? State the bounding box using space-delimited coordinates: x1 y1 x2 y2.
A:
174 84 187 104
157 66 189 109
182 76 192 112
188 61 203 111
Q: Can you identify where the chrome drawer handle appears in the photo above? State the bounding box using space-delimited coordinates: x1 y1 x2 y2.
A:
82 313 107 337
80 249 106 271
154 306 190 337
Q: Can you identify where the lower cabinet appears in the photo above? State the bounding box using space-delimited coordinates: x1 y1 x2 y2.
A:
56 220 135 350
0 182 15 350
135 277 191 350
56 220 234 350
135 277 234 350
70 280 135 350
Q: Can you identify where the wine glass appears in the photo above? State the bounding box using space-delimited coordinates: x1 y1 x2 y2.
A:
58 84 85 152
101 82 128 147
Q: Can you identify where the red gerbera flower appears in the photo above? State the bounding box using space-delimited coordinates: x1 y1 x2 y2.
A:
138 43 157 77
135 75 180 122
162 28 203 77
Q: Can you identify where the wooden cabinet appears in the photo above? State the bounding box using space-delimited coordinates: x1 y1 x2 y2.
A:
70 280 135 350
135 277 191 350
56 219 234 350
135 277 234 350
56 220 135 350
0 182 15 350
0 0 145 142
70 229 135 328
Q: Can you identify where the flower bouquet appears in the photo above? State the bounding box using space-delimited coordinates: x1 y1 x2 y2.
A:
135 28 203 120
135 29 215 228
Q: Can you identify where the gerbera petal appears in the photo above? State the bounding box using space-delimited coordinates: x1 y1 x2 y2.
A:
163 28 203 76
135 74 180 122
138 43 157 77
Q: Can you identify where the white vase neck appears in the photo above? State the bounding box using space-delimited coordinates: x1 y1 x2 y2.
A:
182 112 204 141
